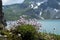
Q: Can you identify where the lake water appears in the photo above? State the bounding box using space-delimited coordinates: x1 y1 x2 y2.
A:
6 20 60 35
39 19 60 35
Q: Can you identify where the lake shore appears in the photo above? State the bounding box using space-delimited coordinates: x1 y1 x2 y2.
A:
6 19 60 35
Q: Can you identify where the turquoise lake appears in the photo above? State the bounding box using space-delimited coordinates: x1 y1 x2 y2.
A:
39 19 60 35
7 19 60 35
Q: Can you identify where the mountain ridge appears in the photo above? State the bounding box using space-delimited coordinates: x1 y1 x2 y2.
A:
3 0 60 20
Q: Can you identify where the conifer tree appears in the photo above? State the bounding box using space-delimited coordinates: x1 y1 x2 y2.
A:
0 0 7 28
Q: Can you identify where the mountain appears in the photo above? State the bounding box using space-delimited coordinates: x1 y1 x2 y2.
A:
3 0 60 20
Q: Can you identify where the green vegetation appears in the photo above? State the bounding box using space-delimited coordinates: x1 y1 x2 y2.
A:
3 6 38 20
15 24 38 40
0 24 60 40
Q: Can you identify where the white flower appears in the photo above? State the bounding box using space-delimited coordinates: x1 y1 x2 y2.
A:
4 35 7 37
0 34 2 37
9 32 12 34
18 34 21 36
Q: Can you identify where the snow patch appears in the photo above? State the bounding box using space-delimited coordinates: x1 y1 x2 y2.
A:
54 9 59 12
33 6 38 9
58 2 60 5
31 4 34 8
36 2 41 6
40 12 42 16
40 17 45 20
36 2 44 6
56 16 59 18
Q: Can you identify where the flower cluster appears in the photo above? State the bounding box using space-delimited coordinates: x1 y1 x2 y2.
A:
6 15 42 30
17 16 42 30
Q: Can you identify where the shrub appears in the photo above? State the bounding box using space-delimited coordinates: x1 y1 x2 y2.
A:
15 24 37 40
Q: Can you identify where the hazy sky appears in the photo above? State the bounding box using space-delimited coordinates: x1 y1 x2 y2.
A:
2 0 24 5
